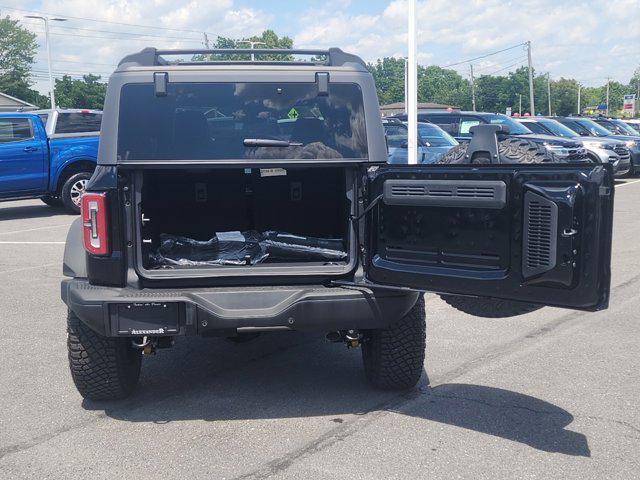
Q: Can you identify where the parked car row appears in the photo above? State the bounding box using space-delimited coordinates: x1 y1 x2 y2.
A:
0 109 100 213
383 118 458 164
552 116 639 176
384 109 639 178
517 117 633 176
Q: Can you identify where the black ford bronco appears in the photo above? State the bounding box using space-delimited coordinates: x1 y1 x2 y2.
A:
62 48 615 400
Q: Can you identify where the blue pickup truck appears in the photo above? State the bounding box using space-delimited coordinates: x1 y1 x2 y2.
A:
0 109 101 213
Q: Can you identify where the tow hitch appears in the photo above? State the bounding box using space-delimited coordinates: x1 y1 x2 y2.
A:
131 336 174 355
326 329 363 348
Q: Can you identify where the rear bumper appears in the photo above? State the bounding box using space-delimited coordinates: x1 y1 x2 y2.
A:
61 279 419 337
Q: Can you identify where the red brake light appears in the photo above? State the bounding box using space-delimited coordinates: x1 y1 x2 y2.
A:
82 193 109 256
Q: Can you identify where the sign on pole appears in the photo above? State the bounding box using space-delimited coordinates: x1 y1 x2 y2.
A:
623 94 636 116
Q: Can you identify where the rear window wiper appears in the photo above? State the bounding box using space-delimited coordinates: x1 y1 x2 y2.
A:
243 138 303 147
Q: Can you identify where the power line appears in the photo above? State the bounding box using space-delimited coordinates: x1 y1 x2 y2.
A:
481 59 527 76
473 52 529 72
443 42 527 68
25 25 202 43
0 4 214 35
22 21 203 42
41 59 117 67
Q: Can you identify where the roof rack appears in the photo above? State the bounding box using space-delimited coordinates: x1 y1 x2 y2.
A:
117 47 367 70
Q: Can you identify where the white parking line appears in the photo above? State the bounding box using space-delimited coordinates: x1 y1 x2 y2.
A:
0 241 65 244
617 179 640 188
0 223 74 236
0 263 59 275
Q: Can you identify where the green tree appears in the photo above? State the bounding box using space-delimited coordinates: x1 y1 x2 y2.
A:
418 65 471 109
196 30 294 61
549 78 580 116
367 57 406 105
0 16 47 107
54 74 107 109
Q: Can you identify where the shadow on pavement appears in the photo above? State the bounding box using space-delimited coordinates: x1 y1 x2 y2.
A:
84 333 589 457
0 203 68 221
410 383 590 457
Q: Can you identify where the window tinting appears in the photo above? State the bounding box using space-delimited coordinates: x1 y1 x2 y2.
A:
521 121 547 134
117 82 368 161
574 118 611 137
384 124 408 148
417 123 457 146
459 117 481 136
482 114 532 135
38 114 49 128
55 112 102 134
538 119 579 138
0 118 32 143
558 119 590 136
422 114 459 136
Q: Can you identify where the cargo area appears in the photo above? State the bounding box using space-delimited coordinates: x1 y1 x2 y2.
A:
136 167 354 275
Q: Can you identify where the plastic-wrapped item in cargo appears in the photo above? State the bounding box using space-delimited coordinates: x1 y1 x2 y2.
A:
260 231 347 261
150 231 268 267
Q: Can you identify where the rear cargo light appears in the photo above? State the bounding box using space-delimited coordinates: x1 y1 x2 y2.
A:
82 193 109 256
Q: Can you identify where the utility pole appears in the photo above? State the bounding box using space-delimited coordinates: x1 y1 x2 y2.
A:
407 0 418 165
605 77 610 116
547 72 552 116
25 15 66 109
470 64 476 111
526 40 535 116
203 32 210 49
519 94 522 115
577 83 581 115
237 40 267 61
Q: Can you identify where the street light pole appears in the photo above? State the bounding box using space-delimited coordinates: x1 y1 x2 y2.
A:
605 77 610 116
470 64 476 111
407 0 418 165
238 40 267 61
25 15 66 109
577 83 581 115
547 72 552 116
519 94 522 115
526 40 535 115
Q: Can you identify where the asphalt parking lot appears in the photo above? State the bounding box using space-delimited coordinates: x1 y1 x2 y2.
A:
1 178 639 480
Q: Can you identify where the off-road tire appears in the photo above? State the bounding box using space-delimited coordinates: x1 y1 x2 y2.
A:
438 137 557 165
41 195 63 208
67 309 141 400
439 295 542 318
61 171 92 214
437 136 551 318
362 296 426 390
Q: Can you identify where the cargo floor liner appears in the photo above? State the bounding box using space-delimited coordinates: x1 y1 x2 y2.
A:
149 230 347 269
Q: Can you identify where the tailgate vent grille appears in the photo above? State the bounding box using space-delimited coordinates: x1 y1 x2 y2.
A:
522 191 557 278
383 180 506 208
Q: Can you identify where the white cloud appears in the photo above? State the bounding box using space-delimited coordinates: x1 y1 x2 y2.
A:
6 0 637 95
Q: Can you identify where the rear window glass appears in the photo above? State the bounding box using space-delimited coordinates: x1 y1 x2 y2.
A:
0 118 32 143
55 112 102 134
117 82 368 161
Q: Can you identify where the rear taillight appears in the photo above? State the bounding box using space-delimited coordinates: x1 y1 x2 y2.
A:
82 193 109 256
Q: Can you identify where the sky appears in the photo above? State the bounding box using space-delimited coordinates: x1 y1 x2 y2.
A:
0 0 638 95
